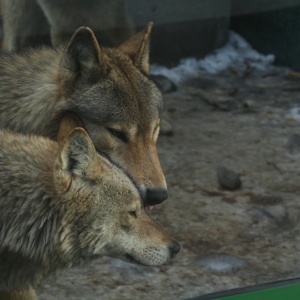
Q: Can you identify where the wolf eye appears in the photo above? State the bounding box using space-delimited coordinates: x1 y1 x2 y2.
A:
128 211 137 218
107 127 128 143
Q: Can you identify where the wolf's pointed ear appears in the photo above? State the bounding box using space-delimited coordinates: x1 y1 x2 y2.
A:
57 112 84 143
118 22 153 75
57 128 97 179
63 27 107 82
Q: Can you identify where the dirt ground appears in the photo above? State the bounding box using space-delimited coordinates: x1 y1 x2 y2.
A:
38 65 300 299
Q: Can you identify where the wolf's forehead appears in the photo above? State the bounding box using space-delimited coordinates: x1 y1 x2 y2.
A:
114 79 163 120
77 78 163 124
113 73 162 103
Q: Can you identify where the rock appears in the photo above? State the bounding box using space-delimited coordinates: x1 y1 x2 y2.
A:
150 74 177 94
248 204 288 225
217 166 242 191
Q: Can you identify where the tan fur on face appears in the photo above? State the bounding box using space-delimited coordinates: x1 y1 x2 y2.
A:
120 126 166 190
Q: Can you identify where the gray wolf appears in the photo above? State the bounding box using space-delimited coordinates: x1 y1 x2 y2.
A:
0 122 180 300
0 0 134 51
0 23 168 207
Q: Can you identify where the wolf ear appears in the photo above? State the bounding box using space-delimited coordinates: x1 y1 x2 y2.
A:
57 128 97 178
63 27 107 82
57 112 84 143
118 22 153 75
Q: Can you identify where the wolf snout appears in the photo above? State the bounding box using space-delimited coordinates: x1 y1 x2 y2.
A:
169 240 181 258
145 188 168 206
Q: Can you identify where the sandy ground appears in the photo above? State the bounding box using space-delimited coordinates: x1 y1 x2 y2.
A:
38 65 300 299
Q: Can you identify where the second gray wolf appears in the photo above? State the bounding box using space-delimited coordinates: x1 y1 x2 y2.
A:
0 121 180 300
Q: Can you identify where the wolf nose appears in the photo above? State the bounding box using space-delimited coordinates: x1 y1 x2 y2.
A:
145 189 168 206
169 241 181 258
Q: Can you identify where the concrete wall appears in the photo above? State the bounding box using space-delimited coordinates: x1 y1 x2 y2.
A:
127 0 230 26
127 0 231 66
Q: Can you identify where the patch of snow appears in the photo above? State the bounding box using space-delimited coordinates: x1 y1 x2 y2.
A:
197 254 247 272
151 31 275 83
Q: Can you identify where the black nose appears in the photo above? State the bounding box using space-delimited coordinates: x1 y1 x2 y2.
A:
169 241 181 258
145 189 168 206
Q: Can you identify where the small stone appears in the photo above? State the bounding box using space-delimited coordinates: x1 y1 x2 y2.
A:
217 166 242 191
150 74 177 94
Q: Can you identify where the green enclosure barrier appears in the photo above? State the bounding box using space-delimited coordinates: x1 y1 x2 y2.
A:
188 277 300 300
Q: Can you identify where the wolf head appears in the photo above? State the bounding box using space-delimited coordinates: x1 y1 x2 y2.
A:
53 127 180 266
57 23 167 208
